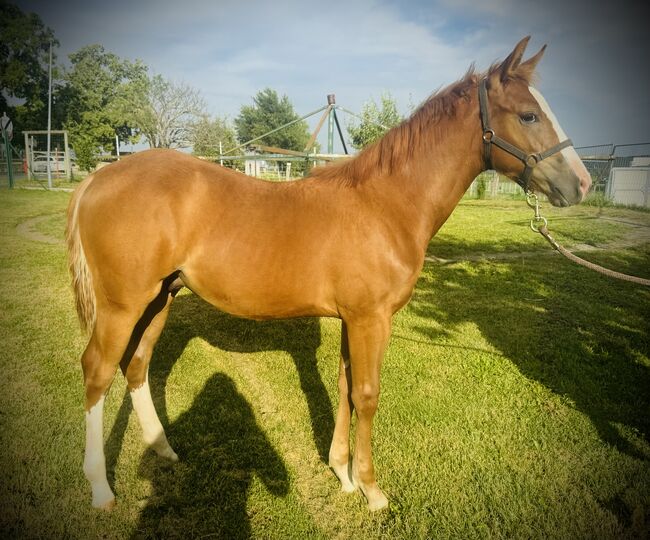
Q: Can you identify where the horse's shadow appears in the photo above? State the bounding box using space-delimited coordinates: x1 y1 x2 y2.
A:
409 252 650 460
104 293 333 536
132 371 289 539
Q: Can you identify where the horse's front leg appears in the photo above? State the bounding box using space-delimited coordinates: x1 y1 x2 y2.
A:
347 314 391 511
329 321 356 492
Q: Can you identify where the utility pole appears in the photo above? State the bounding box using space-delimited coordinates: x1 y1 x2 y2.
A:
1 112 14 188
46 40 53 189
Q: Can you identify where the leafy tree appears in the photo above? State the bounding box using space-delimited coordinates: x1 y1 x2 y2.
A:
59 44 147 170
234 88 310 151
347 93 402 149
0 1 58 136
191 114 237 157
131 74 206 148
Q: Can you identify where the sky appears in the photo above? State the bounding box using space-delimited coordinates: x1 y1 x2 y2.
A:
14 0 650 153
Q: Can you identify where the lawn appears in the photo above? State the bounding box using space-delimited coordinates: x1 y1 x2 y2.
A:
1 188 648 539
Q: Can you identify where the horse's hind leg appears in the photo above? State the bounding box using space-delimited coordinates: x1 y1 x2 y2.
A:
82 306 142 510
121 287 178 461
329 321 356 492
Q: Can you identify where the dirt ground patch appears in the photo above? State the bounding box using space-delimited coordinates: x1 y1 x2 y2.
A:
16 215 63 245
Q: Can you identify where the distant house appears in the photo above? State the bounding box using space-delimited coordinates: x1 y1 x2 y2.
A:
244 158 267 177
244 152 279 178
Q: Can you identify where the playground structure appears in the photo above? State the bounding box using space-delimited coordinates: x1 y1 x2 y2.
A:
213 94 387 175
23 130 72 181
0 123 73 188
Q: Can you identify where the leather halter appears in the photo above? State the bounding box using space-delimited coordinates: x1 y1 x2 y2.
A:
478 78 573 192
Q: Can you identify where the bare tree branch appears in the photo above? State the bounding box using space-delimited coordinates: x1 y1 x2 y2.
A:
134 75 206 148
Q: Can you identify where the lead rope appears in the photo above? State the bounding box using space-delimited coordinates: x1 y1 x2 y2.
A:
526 192 650 286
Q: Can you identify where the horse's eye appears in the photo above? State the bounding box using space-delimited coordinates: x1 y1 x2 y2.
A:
520 112 538 124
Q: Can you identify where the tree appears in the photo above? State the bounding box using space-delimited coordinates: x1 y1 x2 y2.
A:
234 88 310 151
347 93 402 149
132 74 206 149
191 114 237 157
60 44 147 170
0 1 58 136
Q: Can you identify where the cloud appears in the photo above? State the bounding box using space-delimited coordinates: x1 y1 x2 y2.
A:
15 0 650 145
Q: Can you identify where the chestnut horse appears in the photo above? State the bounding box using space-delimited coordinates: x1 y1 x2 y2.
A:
67 37 591 511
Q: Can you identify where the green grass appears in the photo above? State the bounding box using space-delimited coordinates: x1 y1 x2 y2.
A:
1 189 648 539
1 172 83 191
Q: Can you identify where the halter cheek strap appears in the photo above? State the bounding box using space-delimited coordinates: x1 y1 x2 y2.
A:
478 78 573 192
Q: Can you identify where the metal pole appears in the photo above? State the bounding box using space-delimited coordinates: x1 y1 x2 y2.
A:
337 106 389 130
24 131 30 180
46 40 53 189
332 108 348 155
223 104 328 155
219 141 223 166
327 94 335 154
1 117 13 188
30 136 35 180
304 104 331 153
63 130 71 179
115 134 120 160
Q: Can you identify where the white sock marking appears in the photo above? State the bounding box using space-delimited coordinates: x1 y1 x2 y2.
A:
84 395 114 508
130 377 178 461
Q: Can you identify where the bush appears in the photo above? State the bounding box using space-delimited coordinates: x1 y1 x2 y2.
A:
72 136 99 172
582 191 614 208
476 174 487 199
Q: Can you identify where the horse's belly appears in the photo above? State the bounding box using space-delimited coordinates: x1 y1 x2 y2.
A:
179 265 339 320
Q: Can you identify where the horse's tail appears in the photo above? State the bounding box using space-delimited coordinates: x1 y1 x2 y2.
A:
65 176 96 335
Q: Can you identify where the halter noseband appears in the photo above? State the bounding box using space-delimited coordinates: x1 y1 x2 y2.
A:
478 78 573 192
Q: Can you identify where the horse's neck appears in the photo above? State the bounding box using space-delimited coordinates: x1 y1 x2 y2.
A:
373 97 484 252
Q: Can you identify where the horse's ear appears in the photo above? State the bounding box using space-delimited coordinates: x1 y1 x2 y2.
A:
517 44 547 82
497 36 531 83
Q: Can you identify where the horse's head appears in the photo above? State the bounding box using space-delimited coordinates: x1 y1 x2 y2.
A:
481 37 592 206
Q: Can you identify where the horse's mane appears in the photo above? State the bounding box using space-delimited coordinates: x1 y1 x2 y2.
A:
309 61 523 186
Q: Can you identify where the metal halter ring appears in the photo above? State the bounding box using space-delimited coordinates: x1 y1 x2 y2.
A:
482 129 495 143
530 215 548 233
525 154 540 168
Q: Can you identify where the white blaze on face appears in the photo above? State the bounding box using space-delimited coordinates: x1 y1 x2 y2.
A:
528 86 592 195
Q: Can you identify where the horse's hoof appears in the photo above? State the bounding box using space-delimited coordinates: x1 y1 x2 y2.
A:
90 483 116 511
341 479 356 493
153 442 179 462
161 448 179 462
93 496 116 511
356 478 389 511
330 462 356 493
367 491 389 511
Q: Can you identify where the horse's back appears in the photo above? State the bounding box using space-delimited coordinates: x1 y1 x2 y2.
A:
73 150 336 313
